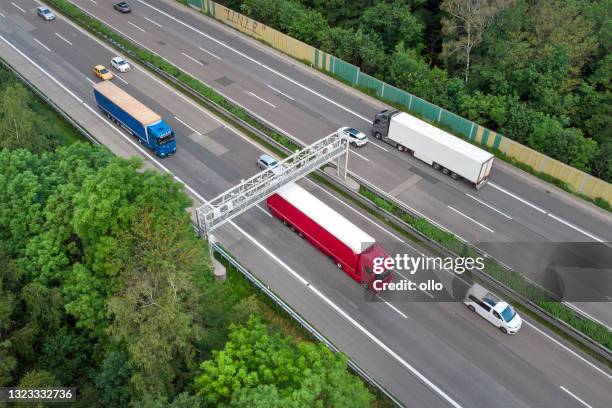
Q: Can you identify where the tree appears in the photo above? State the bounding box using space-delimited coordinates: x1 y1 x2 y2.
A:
107 208 207 398
0 84 50 152
195 316 373 407
441 0 512 82
360 1 424 51
95 351 132 407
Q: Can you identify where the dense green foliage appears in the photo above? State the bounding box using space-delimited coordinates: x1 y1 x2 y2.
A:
219 0 611 182
195 316 373 407
359 186 612 349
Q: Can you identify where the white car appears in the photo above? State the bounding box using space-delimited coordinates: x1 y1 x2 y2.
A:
111 57 131 72
338 126 368 147
37 6 56 21
463 284 522 334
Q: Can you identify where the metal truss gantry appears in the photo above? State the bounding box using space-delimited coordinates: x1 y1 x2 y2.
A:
196 132 349 236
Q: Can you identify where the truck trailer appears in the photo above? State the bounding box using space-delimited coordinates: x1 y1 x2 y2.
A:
267 183 394 288
372 110 494 189
93 81 176 157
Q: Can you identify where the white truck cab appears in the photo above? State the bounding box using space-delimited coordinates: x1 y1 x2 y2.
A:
463 284 522 334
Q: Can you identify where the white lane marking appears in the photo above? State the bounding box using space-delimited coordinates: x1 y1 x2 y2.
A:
376 295 408 318
127 21 146 33
0 12 6 18
87 0 97 4
466 193 512 220
54 33 73 46
488 182 546 213
523 321 612 381
85 77 95 85
136 0 372 122
255 204 272 218
181 52 205 66
246 90 276 108
33 38 51 52
0 34 83 103
229 221 462 408
562 302 612 332
547 213 604 242
143 16 162 28
368 140 389 152
349 149 370 162
560 386 593 408
113 74 128 85
199 46 221 60
448 206 494 233
11 2 25 13
173 115 201 135
267 84 294 101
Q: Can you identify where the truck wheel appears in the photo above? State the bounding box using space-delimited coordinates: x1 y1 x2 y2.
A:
450 172 459 180
468 305 476 313
442 168 450 175
298 231 304 238
290 225 295 232
282 220 288 226
397 145 405 152
336 262 342 269
433 163 441 170
374 132 382 140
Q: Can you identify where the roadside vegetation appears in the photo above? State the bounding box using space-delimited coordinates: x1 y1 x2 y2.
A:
218 0 612 184
0 65 377 405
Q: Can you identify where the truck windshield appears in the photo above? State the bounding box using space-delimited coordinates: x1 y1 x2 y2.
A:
158 132 175 145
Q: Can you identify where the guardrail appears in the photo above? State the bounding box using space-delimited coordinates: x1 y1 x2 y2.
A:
149 62 612 362
43 0 612 361
0 57 99 146
209 241 405 407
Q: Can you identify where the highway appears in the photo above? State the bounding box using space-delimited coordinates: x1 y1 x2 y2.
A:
60 0 612 328
1 2 611 407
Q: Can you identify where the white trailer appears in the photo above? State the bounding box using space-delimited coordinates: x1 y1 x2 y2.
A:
372 110 494 189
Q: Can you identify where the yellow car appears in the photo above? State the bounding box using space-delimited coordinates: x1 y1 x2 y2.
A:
93 65 113 80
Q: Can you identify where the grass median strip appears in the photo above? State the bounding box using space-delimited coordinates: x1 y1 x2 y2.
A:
47 0 611 355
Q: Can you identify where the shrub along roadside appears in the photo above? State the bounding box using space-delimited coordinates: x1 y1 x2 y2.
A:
46 0 611 352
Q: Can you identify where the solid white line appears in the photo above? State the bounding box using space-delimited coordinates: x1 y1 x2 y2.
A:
173 115 201 135
466 193 512 219
255 204 272 218
11 2 25 13
85 77 95 85
369 141 389 152
182 52 204 66
349 149 370 162
33 38 51 52
0 12 5 18
562 302 612 332
267 84 295 101
136 0 372 122
199 46 221 60
560 386 593 408
523 321 612 380
127 21 146 33
54 33 72 46
246 90 276 108
376 295 408 318
87 0 97 4
547 213 604 242
113 74 128 85
448 206 495 233
143 16 162 28
488 182 546 214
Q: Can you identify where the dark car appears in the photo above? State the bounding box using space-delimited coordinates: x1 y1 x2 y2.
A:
113 2 131 13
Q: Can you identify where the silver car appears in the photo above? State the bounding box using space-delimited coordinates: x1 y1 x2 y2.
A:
257 153 279 169
37 6 56 21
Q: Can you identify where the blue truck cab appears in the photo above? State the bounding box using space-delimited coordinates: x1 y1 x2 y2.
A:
93 81 177 157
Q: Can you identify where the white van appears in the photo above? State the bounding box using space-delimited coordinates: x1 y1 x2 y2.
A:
463 284 522 334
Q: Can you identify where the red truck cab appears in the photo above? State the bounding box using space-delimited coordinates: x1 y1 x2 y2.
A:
267 183 393 289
